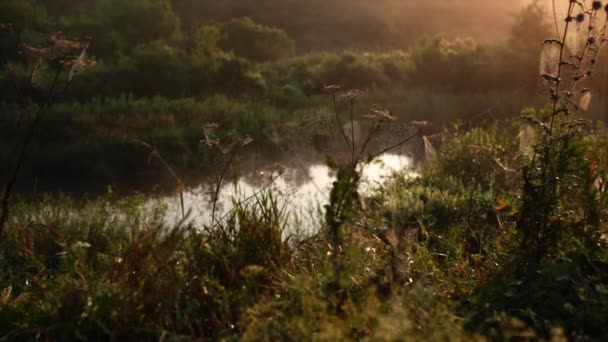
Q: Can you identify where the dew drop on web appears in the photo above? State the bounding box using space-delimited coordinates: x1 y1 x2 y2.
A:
566 26 586 57
579 91 593 111
539 43 560 77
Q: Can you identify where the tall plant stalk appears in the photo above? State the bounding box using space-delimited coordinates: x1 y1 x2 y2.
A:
519 0 608 260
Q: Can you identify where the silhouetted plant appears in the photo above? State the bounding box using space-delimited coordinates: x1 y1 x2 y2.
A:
321 85 427 314
518 0 607 266
201 122 254 226
0 30 94 239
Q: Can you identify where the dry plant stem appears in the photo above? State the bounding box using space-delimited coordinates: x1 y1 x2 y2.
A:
536 2 575 222
4 61 28 109
0 69 69 239
359 122 381 157
133 140 187 219
563 16 608 135
567 10 598 94
549 1 575 134
332 95 353 156
561 8 601 126
211 144 241 226
369 129 421 161
552 0 561 38
350 100 356 164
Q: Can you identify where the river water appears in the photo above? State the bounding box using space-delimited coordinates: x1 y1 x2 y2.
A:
151 153 416 234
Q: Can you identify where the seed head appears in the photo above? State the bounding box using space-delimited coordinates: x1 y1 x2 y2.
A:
364 109 397 122
593 1 603 10
338 89 363 101
576 13 586 23
323 85 342 94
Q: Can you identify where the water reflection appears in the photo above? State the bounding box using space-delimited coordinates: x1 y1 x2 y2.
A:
154 154 416 234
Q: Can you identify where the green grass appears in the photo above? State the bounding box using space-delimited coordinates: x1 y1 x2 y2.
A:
1 121 607 340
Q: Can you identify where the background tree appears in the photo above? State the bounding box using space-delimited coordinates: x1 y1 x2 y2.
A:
63 0 182 60
217 18 295 63
510 0 553 51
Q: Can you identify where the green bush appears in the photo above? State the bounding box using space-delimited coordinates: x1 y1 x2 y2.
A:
67 0 182 60
0 95 293 186
218 18 295 62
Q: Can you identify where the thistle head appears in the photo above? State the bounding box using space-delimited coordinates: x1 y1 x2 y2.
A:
592 1 603 11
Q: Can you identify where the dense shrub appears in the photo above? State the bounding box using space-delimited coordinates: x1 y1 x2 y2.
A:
0 95 292 187
217 18 295 62
63 0 182 60
2 1 608 340
169 0 520 52
261 51 412 92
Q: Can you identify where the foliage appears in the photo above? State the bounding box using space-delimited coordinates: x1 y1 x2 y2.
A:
169 0 521 52
1 115 608 340
191 25 224 69
217 18 295 63
0 95 292 187
78 0 181 60
2 1 608 340
510 0 553 51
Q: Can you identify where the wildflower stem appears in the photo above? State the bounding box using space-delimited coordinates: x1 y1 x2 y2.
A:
350 100 355 164
369 129 421 161
332 95 353 156
549 1 575 134
0 67 73 239
211 143 242 226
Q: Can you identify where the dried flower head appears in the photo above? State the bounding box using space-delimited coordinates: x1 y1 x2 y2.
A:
593 1 603 10
203 122 220 130
363 109 397 122
19 44 50 60
50 32 87 54
411 121 431 129
323 85 342 94
338 89 363 101
575 13 586 23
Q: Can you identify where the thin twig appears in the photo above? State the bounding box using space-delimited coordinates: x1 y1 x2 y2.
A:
350 99 355 163
332 95 353 156
0 68 72 239
132 139 186 219
552 0 561 38
549 1 575 133
368 129 421 161
211 144 241 226
359 121 382 157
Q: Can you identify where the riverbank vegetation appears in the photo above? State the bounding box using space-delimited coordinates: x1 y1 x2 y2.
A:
1 118 607 340
0 0 571 191
2 0 608 340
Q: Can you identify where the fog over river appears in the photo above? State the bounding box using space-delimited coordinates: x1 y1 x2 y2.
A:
152 153 416 234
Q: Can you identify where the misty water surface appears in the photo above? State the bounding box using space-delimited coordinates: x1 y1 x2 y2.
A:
153 153 416 234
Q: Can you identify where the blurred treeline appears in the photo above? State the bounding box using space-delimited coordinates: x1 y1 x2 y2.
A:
2 0 607 190
1 0 554 100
